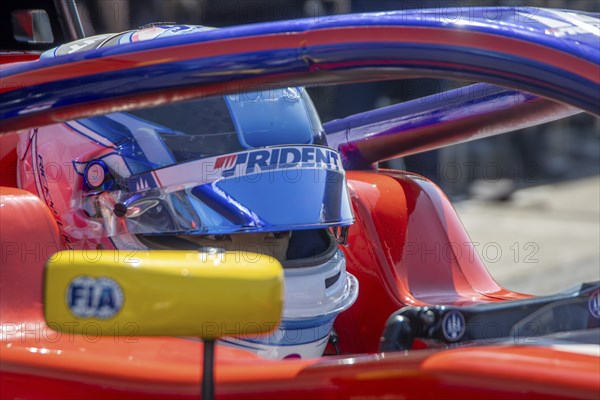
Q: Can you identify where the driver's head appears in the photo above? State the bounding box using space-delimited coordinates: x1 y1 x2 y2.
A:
18 87 358 359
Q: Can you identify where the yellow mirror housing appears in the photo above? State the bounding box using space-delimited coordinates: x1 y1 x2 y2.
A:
44 250 283 339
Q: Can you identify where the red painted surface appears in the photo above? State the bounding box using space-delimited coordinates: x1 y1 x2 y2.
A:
334 170 528 354
0 52 40 65
0 188 64 323
0 134 19 187
2 335 598 399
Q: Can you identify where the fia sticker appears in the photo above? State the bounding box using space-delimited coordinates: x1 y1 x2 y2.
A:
442 310 466 342
589 290 600 319
67 276 124 319
85 162 106 188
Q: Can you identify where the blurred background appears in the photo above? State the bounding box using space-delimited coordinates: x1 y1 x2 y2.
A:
74 0 600 294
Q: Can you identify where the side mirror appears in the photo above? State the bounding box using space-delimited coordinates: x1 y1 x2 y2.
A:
11 9 54 44
44 250 283 338
44 250 283 400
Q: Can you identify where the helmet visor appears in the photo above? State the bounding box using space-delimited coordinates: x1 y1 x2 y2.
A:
92 145 353 237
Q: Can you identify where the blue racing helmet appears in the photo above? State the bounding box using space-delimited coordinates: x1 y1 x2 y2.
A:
37 84 359 359
75 87 354 239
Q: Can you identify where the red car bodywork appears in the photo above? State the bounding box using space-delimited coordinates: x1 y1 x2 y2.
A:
1 9 599 399
1 167 598 399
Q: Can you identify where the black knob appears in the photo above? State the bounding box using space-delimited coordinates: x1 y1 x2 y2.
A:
379 314 414 352
113 203 128 217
